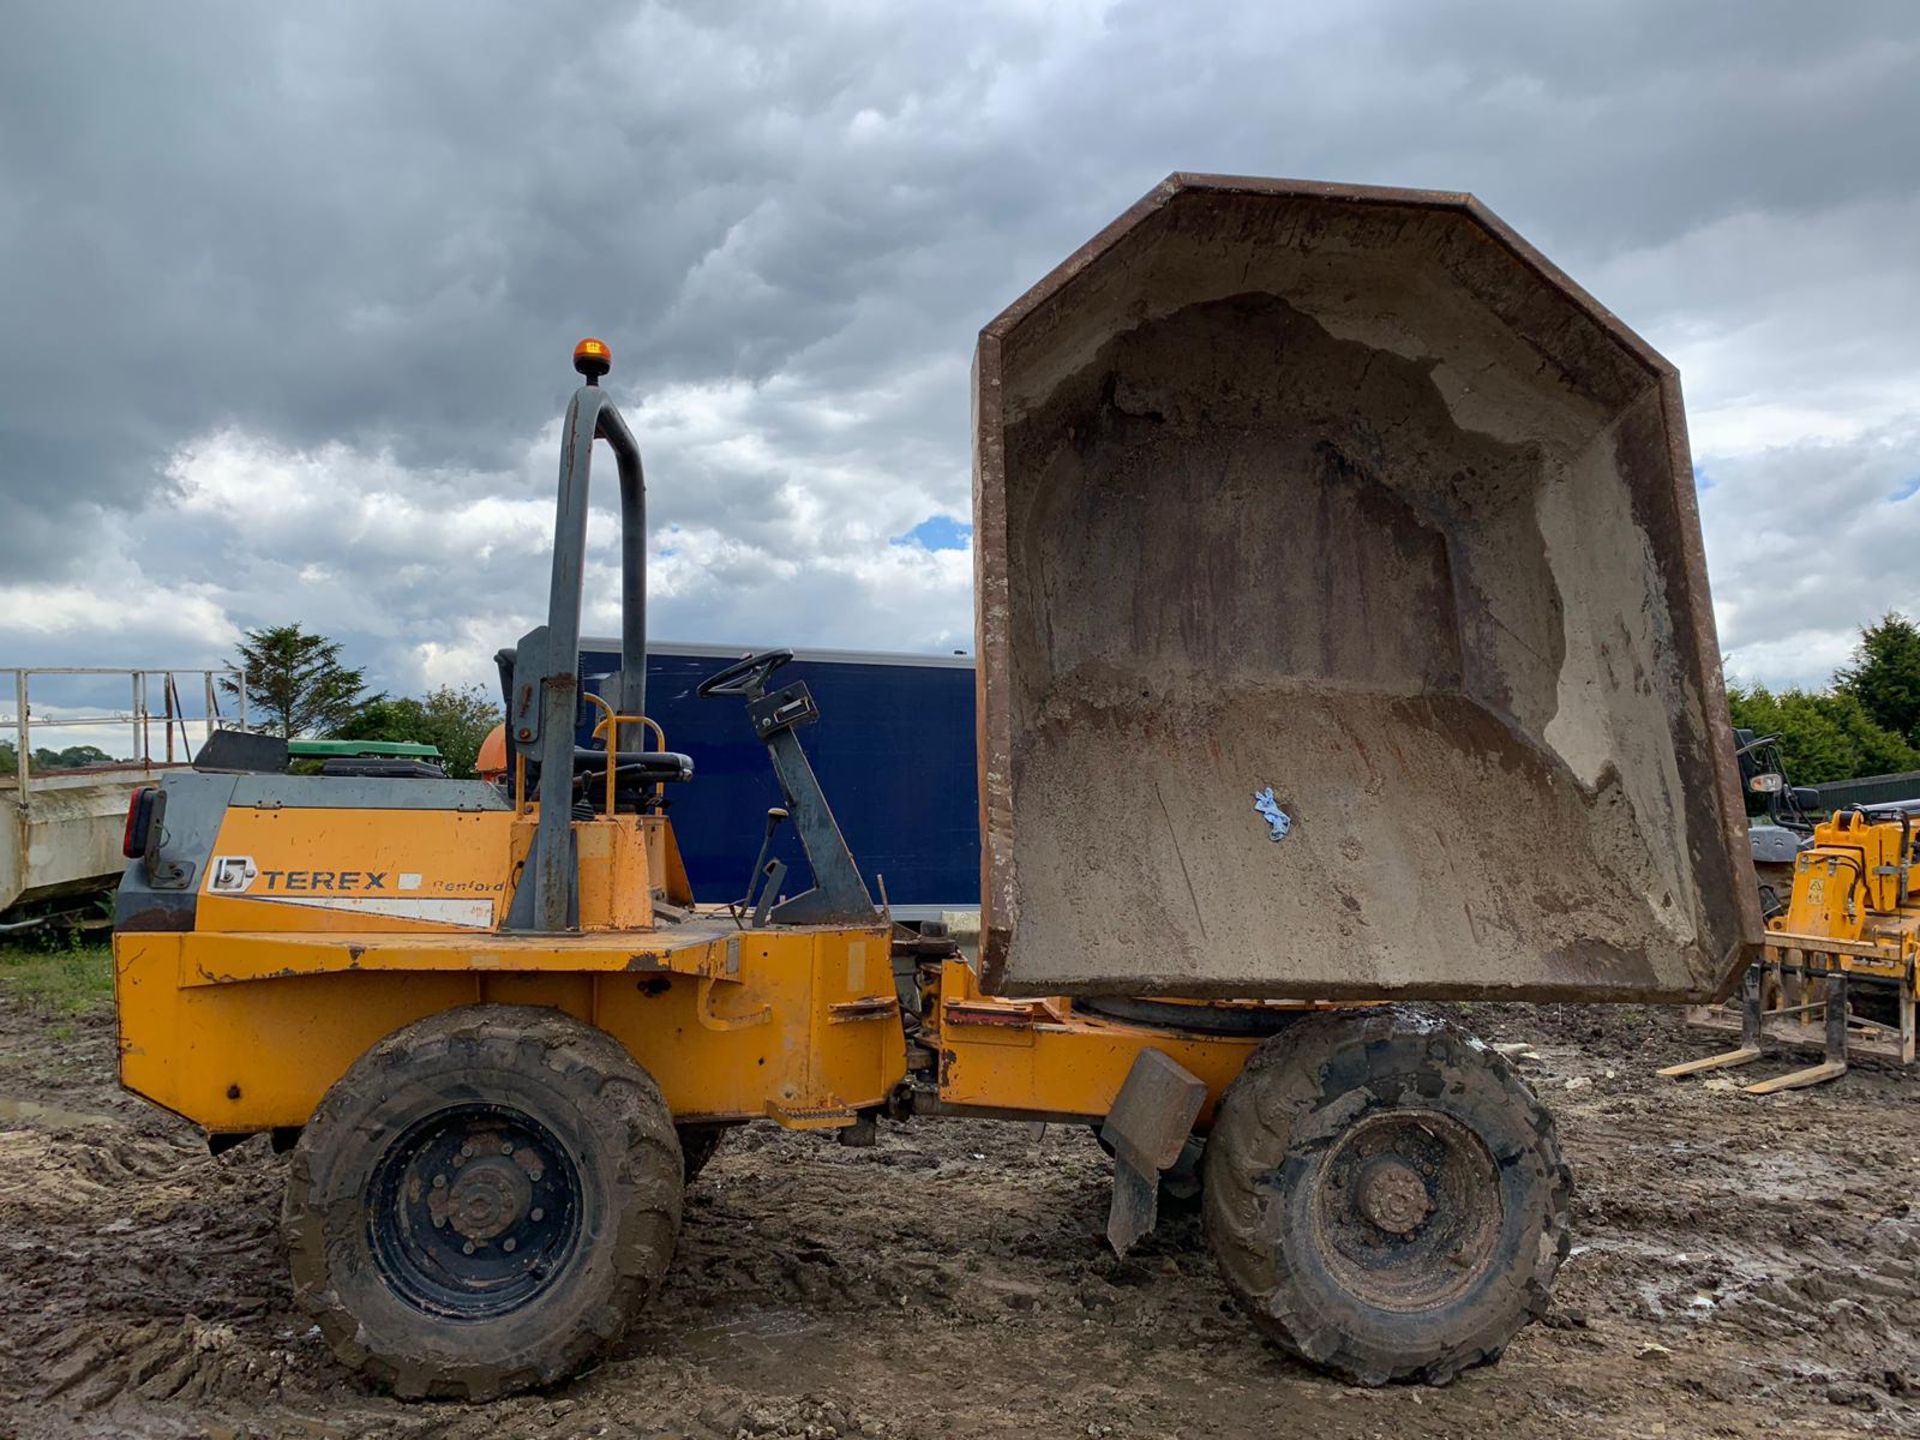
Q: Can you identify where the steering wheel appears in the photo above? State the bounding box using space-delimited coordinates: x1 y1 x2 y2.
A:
696 648 794 698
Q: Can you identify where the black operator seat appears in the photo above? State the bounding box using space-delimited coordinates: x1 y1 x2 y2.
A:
571 748 694 785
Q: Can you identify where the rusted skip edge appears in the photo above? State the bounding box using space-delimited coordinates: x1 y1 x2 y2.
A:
973 333 1019 994
979 173 1678 382
1658 370 1768 989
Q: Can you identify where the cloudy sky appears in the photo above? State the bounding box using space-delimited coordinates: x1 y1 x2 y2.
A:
2 0 1916 721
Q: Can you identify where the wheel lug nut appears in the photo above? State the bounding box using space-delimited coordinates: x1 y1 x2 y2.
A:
432 1174 447 1189
530 1207 544 1222
460 1143 474 1158
504 1238 517 1253
501 1141 514 1155
463 1241 476 1255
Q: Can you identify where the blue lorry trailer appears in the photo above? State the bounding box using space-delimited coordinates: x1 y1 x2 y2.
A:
578 640 978 920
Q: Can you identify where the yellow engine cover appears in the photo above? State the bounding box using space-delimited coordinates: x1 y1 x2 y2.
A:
1782 810 1913 942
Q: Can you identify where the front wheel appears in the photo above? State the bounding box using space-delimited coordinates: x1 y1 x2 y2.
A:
1203 1008 1571 1386
283 1005 683 1400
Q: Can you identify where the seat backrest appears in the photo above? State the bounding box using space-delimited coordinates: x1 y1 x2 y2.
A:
319 758 448 779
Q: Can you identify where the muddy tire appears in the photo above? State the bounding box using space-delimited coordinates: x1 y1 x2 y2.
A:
1203 1008 1571 1386
677 1123 729 1183
283 1004 683 1400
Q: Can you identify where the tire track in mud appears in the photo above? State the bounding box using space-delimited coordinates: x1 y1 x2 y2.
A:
1484 1003 1920 1427
0 1122 311 1433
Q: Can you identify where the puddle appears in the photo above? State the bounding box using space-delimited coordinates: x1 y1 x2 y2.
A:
0 1095 118 1128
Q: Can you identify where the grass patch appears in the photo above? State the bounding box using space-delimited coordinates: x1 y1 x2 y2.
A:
0 939 114 1015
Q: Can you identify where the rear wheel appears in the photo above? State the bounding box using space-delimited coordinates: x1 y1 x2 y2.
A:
1203 1008 1570 1385
283 1005 683 1400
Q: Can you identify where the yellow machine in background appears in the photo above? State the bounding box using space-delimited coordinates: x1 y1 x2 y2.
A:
1664 806 1920 1092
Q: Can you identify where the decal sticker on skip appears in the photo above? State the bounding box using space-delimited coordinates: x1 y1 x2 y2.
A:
1253 787 1292 842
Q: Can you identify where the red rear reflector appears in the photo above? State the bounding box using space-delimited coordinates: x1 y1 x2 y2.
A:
122 787 157 858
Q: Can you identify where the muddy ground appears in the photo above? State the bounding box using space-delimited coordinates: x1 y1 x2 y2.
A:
3 996 1920 1439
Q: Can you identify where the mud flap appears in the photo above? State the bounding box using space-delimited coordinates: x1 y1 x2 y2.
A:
1099 1050 1206 1256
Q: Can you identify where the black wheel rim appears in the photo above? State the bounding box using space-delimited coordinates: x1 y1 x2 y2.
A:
1306 1107 1502 1313
368 1103 583 1319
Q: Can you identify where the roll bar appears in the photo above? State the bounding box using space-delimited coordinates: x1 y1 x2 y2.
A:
504 345 648 932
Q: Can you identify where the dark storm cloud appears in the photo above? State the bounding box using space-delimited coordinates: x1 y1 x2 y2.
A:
1 1 1917 687
1 2 1041 576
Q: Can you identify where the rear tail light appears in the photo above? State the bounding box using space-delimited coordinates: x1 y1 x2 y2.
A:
122 786 164 859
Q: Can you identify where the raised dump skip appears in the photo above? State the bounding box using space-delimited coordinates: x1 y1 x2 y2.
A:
972 174 1761 1002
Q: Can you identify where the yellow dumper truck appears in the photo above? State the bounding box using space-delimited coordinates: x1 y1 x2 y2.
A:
111 176 1759 1399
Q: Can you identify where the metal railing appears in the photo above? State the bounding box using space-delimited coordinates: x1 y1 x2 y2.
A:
0 667 247 804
